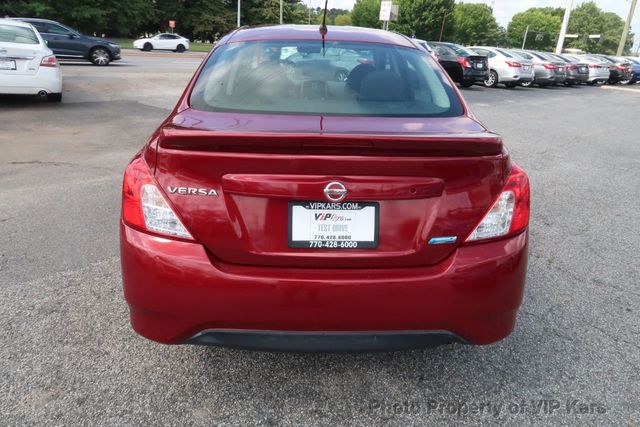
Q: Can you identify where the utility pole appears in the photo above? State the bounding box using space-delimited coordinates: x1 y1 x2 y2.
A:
237 0 241 27
280 0 284 25
439 12 449 41
555 0 574 54
522 25 529 49
617 0 637 55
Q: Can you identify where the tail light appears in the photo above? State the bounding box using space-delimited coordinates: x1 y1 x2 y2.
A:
616 65 628 71
506 61 522 68
465 164 530 243
40 55 58 68
457 57 471 68
122 156 194 240
542 63 556 70
567 65 577 70
588 64 602 69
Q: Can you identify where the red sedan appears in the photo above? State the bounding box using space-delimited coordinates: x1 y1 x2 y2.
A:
120 25 530 352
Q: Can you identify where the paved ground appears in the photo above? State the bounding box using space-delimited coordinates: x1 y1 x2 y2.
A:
1 53 639 426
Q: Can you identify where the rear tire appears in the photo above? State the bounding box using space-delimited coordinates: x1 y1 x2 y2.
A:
143 42 153 51
175 44 185 53
47 93 62 103
520 80 533 88
505 82 517 88
484 70 499 88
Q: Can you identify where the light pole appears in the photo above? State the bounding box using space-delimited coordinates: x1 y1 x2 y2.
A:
237 0 241 27
617 0 637 55
439 11 452 42
280 0 284 24
555 0 574 54
522 25 529 49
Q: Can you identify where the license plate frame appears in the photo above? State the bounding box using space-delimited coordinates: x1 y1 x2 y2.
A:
0 59 17 70
288 201 379 249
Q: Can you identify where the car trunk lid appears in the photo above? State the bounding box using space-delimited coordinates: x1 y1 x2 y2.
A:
467 55 488 71
153 109 507 268
0 43 41 76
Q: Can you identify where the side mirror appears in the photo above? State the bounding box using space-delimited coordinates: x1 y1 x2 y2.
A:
68 33 77 39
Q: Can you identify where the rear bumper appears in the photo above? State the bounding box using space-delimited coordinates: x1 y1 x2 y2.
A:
186 330 467 352
500 74 520 83
463 68 488 82
0 67 62 95
534 75 555 84
121 223 528 350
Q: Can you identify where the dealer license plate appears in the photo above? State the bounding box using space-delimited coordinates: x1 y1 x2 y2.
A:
0 59 16 70
288 201 379 249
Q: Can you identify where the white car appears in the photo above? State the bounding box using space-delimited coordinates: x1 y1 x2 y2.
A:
133 33 190 52
0 18 63 102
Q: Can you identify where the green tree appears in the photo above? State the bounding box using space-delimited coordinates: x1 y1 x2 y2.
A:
506 7 562 50
565 1 631 54
453 2 501 45
334 14 352 26
351 0 381 29
184 0 235 42
392 0 456 40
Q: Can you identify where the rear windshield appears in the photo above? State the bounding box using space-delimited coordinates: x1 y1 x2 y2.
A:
0 24 39 44
495 48 514 58
190 40 463 117
511 51 533 60
443 44 477 57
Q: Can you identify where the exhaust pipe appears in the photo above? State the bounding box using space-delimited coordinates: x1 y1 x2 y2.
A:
37 90 48 98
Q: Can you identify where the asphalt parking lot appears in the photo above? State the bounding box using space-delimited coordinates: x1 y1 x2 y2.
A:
1 53 639 426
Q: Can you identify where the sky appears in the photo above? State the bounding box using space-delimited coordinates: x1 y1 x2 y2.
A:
308 0 639 51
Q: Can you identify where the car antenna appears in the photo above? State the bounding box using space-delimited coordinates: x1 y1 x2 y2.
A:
319 0 328 55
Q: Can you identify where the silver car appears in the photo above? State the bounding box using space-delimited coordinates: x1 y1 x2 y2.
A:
510 49 558 87
470 46 534 88
571 55 611 85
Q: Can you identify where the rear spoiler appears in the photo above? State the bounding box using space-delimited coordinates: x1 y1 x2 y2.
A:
158 127 503 157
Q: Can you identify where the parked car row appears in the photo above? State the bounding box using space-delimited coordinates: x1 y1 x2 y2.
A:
418 40 638 89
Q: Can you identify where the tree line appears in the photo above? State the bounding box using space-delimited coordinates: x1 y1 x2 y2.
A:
1 0 634 53
0 0 351 41
352 0 633 54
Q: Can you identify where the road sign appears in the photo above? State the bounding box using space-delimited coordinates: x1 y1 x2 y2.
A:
390 5 399 21
168 20 176 29
380 1 392 21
